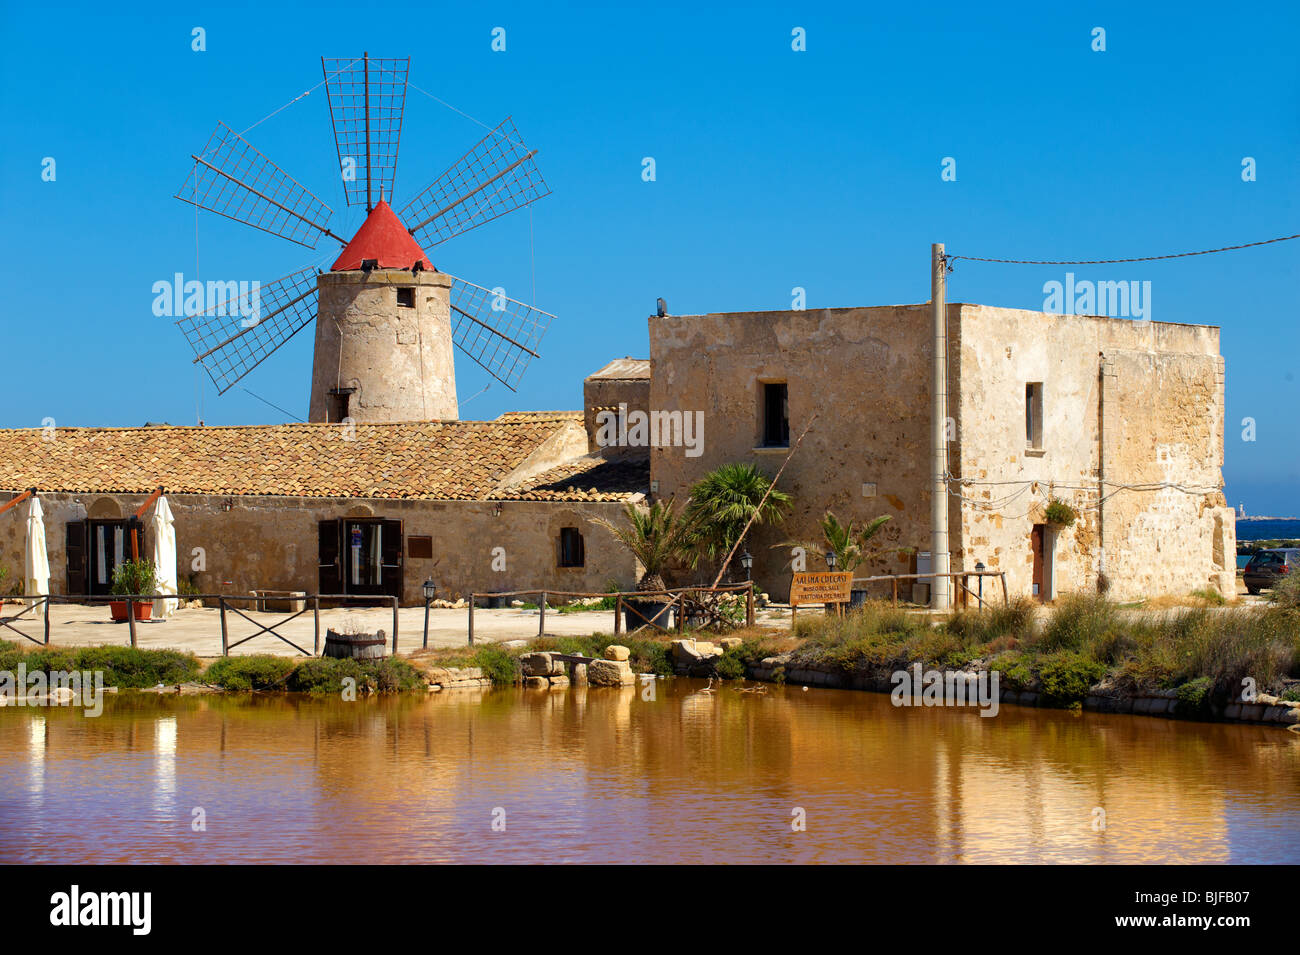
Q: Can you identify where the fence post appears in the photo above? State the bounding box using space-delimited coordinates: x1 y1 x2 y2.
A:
614 595 623 635
313 595 320 656
1000 572 1009 606
676 592 685 635
219 596 229 656
468 594 475 646
892 578 899 605
127 596 137 649
538 591 547 638
746 586 755 627
391 596 399 655
43 596 50 645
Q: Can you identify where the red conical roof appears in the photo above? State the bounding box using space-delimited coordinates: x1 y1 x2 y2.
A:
331 200 434 272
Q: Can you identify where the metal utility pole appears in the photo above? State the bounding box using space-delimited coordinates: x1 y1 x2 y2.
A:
930 243 951 610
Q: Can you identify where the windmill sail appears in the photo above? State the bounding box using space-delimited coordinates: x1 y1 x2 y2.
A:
176 267 321 394
321 54 409 209
176 123 341 249
400 117 551 249
448 278 554 391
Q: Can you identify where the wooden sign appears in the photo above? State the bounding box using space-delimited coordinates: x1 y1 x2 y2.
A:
789 571 853 606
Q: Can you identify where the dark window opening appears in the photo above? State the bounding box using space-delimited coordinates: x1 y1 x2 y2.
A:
559 527 585 568
1026 382 1044 449
407 535 433 559
761 382 790 447
396 287 415 308
329 386 356 423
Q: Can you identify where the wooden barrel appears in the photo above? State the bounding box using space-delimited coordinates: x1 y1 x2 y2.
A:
323 629 388 660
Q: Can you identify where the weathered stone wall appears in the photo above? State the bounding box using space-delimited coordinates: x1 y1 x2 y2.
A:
648 302 1230 603
309 269 457 423
583 375 651 455
649 306 951 599
952 306 1233 600
0 492 638 606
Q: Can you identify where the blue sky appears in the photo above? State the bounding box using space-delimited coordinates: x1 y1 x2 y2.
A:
1 0 1296 512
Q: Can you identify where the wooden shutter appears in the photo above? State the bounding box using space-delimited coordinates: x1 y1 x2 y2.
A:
380 519 403 597
318 520 341 594
66 521 87 597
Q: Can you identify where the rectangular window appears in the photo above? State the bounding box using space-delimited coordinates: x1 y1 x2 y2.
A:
761 382 790 447
407 536 433 559
558 527 585 568
396 287 415 308
1025 382 1044 450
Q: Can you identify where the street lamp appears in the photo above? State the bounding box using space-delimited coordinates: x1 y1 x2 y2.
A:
825 550 837 570
740 550 753 579
422 579 436 649
974 561 985 608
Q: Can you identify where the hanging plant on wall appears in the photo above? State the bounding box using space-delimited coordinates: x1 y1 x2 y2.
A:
1045 498 1078 528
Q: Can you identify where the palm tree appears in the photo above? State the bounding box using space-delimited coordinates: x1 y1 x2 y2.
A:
685 462 792 575
783 511 892 572
589 498 696 592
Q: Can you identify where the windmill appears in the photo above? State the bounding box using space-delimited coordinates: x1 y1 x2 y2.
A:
174 53 554 423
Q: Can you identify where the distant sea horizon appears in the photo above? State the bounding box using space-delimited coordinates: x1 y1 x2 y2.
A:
1235 518 1300 542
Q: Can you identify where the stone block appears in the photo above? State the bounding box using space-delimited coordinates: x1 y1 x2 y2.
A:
720 637 743 651
524 675 550 689
519 652 556 677
572 663 588 686
588 659 636 686
604 645 630 661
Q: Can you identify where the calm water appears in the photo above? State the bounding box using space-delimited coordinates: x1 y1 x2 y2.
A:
2 683 1298 864
1237 518 1300 541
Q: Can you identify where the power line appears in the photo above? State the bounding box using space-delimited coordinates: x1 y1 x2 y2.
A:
240 387 304 422
946 231 1300 267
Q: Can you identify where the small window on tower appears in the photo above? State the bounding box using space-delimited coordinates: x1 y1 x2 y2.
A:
396 287 415 308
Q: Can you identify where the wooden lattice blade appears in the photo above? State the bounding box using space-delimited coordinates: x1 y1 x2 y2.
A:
321 55 409 208
448 277 555 391
400 117 551 249
176 123 338 249
175 267 320 394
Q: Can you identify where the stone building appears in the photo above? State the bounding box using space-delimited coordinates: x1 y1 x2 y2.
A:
0 414 644 604
0 289 1232 607
647 303 1235 602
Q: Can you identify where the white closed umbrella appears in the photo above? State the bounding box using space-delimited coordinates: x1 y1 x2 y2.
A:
24 497 49 609
151 496 179 617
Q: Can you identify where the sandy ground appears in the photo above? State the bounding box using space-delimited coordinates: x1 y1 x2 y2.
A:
0 601 791 658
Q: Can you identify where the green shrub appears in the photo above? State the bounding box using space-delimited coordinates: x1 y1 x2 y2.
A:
1190 588 1226 607
947 597 1037 646
1035 651 1106 705
1268 570 1300 610
285 656 423 694
1044 498 1077 527
471 644 522 686
714 649 747 680
1280 685 1300 702
109 559 157 597
203 655 296 690
1034 594 1121 656
13 645 201 688
1175 676 1214 713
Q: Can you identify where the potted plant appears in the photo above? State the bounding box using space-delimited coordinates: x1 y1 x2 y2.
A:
1045 497 1078 528
590 499 696 630
109 558 157 622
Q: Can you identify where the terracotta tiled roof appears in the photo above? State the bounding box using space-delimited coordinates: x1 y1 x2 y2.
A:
492 454 649 502
0 417 583 501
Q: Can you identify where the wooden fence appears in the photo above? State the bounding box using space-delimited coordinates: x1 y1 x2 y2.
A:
464 584 756 645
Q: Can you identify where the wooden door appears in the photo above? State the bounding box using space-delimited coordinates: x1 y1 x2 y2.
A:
318 519 342 594
1030 524 1045 602
66 521 87 597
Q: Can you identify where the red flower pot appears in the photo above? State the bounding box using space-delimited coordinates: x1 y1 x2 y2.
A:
109 600 153 623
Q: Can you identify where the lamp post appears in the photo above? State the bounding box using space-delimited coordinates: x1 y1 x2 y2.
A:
422 578 436 649
740 551 755 627
825 550 838 616
740 550 753 580
975 561 985 608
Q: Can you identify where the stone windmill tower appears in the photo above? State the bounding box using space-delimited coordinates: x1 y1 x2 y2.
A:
174 54 554 424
